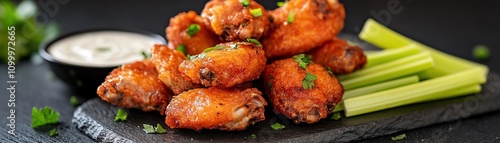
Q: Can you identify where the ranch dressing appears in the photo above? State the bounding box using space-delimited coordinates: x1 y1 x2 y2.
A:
48 31 160 67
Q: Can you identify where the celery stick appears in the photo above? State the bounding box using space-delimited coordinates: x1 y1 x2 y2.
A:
421 84 481 102
339 52 428 81
333 83 480 113
344 75 419 99
341 52 433 90
344 68 486 117
363 45 421 68
358 18 489 78
332 76 418 112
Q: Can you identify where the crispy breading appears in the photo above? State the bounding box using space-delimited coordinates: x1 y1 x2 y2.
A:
165 87 267 131
309 38 366 74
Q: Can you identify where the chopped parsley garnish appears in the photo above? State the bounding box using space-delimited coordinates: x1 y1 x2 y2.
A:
293 54 312 70
156 124 167 133
391 133 407 141
141 51 151 59
114 108 128 122
473 45 490 60
330 112 341 120
271 122 285 130
203 45 226 53
143 124 156 134
177 44 186 56
287 11 294 23
96 47 110 52
246 38 261 46
267 75 274 90
251 133 257 139
302 72 317 90
50 128 58 137
241 0 250 7
250 8 263 17
277 1 285 7
31 106 60 128
70 96 79 106
325 66 334 76
143 124 167 134
231 44 239 49
186 24 201 36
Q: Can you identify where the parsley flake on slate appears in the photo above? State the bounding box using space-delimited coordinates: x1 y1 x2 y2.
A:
156 124 167 133
114 108 128 122
271 122 285 130
143 124 156 134
70 96 79 106
391 133 407 141
277 1 285 7
251 133 257 139
31 106 60 128
330 112 341 120
50 128 58 137
302 72 317 90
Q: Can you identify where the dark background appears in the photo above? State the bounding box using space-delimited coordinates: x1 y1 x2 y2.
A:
1 0 500 142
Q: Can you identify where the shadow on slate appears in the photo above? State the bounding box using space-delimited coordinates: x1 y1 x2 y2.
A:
72 72 500 142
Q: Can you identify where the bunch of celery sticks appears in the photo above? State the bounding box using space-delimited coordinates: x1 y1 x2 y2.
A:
334 19 489 117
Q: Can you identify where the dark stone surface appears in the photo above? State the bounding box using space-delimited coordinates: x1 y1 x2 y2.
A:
2 0 500 142
72 73 500 143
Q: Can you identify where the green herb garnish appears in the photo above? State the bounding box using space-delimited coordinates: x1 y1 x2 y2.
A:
231 44 239 49
472 45 490 60
270 122 285 130
143 124 156 134
325 66 334 76
141 51 151 59
31 106 60 128
50 128 58 137
302 72 317 90
267 75 274 90
96 47 110 52
251 133 257 139
330 112 341 120
293 54 312 70
241 0 250 7
287 11 294 23
246 38 261 46
177 44 187 56
186 24 201 36
143 124 167 134
250 8 263 17
277 1 285 7
156 124 167 133
70 96 79 106
114 108 128 122
203 45 226 53
391 133 406 141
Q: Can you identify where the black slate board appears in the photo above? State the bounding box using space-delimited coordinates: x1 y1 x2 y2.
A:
73 73 500 143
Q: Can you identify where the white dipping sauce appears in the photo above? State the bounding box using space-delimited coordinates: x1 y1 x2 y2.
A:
48 31 160 67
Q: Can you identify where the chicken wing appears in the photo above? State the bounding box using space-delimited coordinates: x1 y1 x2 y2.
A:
201 0 271 41
166 11 221 55
263 57 344 124
262 0 345 58
97 60 173 115
309 38 366 74
165 87 267 131
179 42 266 87
151 44 201 94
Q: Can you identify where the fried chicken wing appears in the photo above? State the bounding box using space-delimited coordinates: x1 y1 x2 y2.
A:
97 60 173 115
310 38 366 74
165 87 267 131
151 44 201 94
201 0 271 41
179 42 266 87
262 0 345 58
166 11 220 55
263 57 343 124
